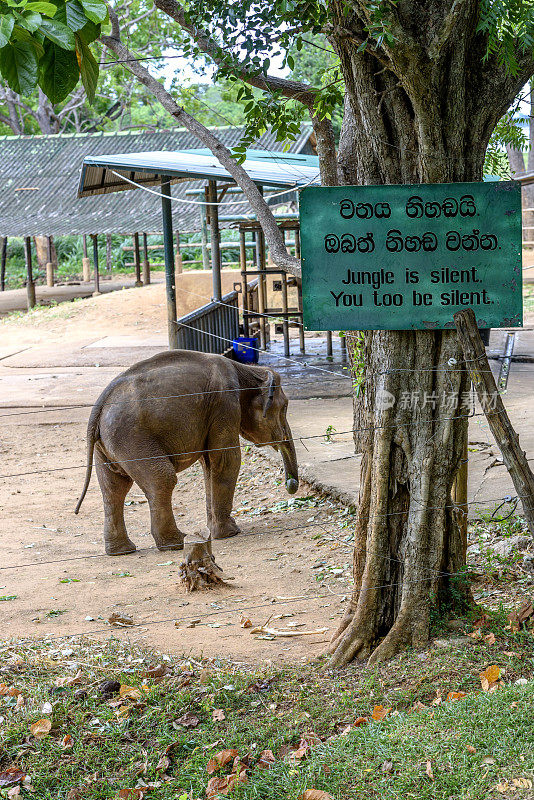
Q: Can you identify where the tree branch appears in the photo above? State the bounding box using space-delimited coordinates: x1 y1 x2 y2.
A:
153 0 319 106
100 9 301 277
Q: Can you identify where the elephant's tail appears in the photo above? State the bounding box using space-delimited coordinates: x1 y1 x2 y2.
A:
74 398 103 514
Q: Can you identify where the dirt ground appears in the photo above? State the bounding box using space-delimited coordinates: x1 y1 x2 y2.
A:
0 406 353 666
1 271 533 666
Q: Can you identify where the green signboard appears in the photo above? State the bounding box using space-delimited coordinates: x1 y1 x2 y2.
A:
300 181 522 331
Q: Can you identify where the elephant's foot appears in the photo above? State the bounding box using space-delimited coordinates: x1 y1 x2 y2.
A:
105 537 137 556
210 518 240 540
154 533 185 551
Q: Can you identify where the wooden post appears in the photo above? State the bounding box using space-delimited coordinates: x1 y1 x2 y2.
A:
454 308 534 534
133 233 142 286
142 233 150 284
45 235 54 287
106 234 113 275
161 177 178 349
0 237 7 291
82 235 91 281
91 234 100 296
452 438 469 559
208 180 222 302
24 237 36 309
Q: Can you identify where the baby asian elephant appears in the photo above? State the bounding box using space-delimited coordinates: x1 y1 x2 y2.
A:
75 350 299 555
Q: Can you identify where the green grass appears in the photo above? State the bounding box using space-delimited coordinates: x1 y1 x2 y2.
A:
0 629 532 799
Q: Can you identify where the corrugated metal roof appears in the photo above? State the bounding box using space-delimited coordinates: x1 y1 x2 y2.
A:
78 150 320 196
0 125 313 237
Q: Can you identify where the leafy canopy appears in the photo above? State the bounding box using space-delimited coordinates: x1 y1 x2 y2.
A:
0 0 105 103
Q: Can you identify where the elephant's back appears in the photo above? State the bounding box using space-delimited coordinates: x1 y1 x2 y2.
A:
95 350 240 448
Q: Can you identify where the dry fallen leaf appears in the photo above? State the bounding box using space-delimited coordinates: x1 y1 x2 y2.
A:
495 782 509 794
425 760 434 781
117 790 149 799
483 633 496 645
240 616 253 628
119 685 142 700
0 768 26 788
372 705 390 721
468 629 482 640
256 750 276 769
212 709 225 721
299 791 334 800
466 745 477 754
175 711 200 728
446 691 467 701
7 786 21 799
480 665 501 693
30 719 52 739
108 612 134 627
206 749 239 774
512 778 533 789
62 734 74 750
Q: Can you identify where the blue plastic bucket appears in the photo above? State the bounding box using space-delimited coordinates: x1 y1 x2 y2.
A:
232 337 259 364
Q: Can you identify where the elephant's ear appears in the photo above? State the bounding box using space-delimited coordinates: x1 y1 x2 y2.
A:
261 371 276 417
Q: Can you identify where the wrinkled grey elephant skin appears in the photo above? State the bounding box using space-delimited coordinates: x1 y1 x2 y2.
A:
75 350 299 555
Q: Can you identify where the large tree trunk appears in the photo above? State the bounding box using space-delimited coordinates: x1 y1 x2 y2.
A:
324 3 524 665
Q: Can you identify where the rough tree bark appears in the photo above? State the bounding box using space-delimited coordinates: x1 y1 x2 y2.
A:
100 0 534 665
324 1 533 665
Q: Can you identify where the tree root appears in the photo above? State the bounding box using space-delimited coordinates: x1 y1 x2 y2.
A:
179 535 232 592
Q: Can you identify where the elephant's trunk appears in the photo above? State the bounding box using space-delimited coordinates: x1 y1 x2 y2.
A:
280 430 299 494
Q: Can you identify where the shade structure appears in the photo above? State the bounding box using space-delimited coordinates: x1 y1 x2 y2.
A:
78 149 321 197
0 125 314 237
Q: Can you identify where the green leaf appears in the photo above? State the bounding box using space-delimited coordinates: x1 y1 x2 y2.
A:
0 40 38 94
0 14 15 47
39 38 79 102
54 0 88 31
15 10 42 31
76 18 99 43
74 31 97 101
25 2 57 15
40 17 76 48
78 0 106 22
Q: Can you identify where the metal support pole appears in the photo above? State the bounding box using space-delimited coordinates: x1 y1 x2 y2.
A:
142 232 150 284
161 178 178 349
24 237 36 309
239 228 249 337
257 228 267 350
326 330 333 358
1 237 7 291
208 179 222 302
200 193 210 270
91 234 100 295
133 233 142 286
280 229 290 357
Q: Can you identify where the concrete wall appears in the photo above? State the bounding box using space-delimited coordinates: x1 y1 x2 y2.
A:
175 269 240 316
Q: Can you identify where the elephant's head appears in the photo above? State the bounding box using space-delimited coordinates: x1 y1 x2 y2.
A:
239 367 299 495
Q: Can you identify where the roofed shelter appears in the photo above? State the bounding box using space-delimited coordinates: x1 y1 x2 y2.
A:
77 146 320 349
0 125 314 237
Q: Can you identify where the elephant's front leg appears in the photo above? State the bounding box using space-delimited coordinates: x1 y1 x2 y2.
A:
208 447 241 540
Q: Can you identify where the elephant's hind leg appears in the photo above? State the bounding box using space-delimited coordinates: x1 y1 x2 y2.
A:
134 457 184 552
95 448 136 556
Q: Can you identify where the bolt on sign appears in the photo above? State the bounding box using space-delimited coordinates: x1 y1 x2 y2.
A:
300 181 522 331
